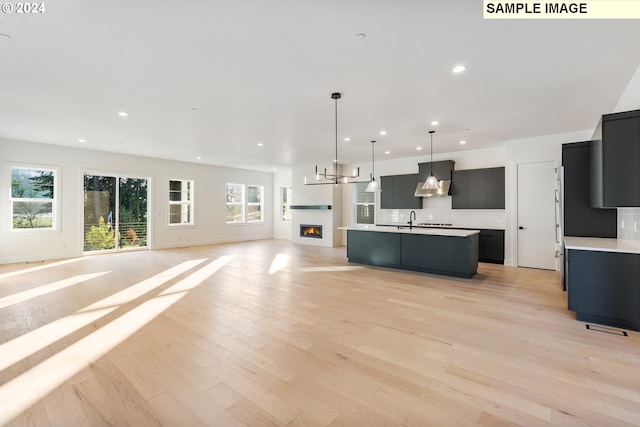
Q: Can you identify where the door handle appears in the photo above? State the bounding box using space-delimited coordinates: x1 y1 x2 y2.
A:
519 226 526 230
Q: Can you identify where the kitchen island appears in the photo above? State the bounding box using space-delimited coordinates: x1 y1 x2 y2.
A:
342 226 479 278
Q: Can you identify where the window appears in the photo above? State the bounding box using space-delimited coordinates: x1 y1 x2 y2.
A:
226 183 264 223
10 166 57 231
281 186 292 222
226 183 245 223
247 185 263 222
169 179 194 225
355 182 375 225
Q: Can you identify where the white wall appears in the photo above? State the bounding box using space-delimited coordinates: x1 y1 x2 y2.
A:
290 165 342 247
0 138 273 264
272 169 292 240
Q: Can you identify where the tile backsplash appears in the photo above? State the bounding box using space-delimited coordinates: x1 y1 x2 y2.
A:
376 196 506 230
618 208 640 240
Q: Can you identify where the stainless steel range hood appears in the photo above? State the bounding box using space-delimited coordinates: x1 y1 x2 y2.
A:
414 180 451 197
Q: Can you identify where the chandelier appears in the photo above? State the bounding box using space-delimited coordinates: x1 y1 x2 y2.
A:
306 92 361 185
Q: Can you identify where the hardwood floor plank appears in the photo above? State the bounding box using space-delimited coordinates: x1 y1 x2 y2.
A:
1 240 639 426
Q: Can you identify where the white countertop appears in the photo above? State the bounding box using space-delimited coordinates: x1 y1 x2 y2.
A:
339 225 480 237
376 223 505 231
564 236 640 254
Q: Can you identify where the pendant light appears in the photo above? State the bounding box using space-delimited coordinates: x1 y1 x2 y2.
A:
306 92 360 185
365 140 378 192
422 130 438 189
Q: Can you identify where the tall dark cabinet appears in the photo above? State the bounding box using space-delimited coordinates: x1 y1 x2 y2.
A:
591 109 640 208
562 141 617 237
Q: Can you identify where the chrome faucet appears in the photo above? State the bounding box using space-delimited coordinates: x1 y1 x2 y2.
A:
408 210 416 229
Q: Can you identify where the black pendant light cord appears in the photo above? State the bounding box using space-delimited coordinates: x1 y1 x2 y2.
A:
334 94 338 181
371 140 375 180
429 130 435 176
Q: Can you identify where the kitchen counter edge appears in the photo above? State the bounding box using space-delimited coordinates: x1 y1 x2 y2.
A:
339 226 479 237
564 236 640 254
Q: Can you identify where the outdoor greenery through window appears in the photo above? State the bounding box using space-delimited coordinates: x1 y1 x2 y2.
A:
226 183 245 223
355 182 375 224
247 185 263 222
226 183 264 223
169 179 194 225
83 174 148 252
281 186 292 222
10 167 56 230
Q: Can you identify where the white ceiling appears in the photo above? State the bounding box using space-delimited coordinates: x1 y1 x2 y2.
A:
1 1 639 172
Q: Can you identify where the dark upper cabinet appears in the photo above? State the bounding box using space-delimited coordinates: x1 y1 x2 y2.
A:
452 167 505 209
591 109 640 208
485 167 506 209
451 170 468 209
562 141 617 237
380 174 421 209
468 169 486 208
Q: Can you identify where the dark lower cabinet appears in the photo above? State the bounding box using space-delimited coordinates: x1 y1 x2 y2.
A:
347 230 478 278
346 230 401 267
567 249 640 331
401 233 476 276
478 229 504 264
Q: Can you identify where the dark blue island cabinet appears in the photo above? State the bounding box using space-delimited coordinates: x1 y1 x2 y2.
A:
346 228 479 278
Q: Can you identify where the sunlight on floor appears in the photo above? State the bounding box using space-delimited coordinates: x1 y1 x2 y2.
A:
0 259 205 372
268 253 289 275
0 257 84 281
0 272 110 309
0 255 234 423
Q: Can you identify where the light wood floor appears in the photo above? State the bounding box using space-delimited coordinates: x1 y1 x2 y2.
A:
0 240 639 426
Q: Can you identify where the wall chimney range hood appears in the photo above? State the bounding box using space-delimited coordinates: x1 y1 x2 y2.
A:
414 160 455 197
414 179 451 197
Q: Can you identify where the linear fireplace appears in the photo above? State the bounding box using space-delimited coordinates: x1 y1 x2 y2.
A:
300 224 323 239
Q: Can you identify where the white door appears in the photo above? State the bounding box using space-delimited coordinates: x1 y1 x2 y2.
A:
517 161 557 270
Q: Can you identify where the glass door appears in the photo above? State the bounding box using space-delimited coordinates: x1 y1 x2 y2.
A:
83 174 149 252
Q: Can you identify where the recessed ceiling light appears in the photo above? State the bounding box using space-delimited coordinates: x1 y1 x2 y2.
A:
78 138 85 143
272 167 277 170
459 140 467 145
431 121 439 126
452 65 466 73
118 111 128 117
417 147 423 151
257 142 264 147
196 156 202 160
379 130 387 135
384 151 390 155
344 137 350 142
